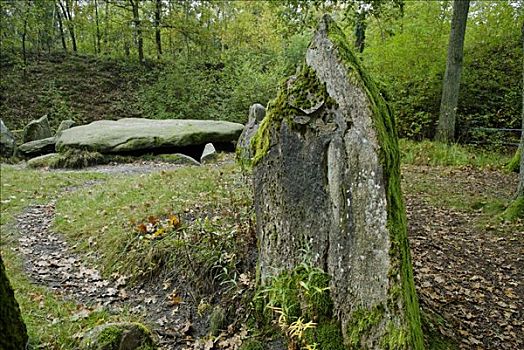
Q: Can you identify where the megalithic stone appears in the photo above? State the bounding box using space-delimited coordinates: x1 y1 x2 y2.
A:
252 15 423 349
0 256 29 350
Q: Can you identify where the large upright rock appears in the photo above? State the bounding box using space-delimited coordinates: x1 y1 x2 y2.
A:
0 119 16 158
236 103 266 167
56 118 244 154
0 256 29 350
252 16 423 349
23 115 53 143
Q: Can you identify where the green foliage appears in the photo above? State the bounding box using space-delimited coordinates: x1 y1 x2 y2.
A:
346 305 385 349
399 139 512 168
239 339 265 350
364 1 522 142
210 306 227 336
501 196 524 222
50 149 107 169
255 262 338 349
53 163 254 290
507 149 521 173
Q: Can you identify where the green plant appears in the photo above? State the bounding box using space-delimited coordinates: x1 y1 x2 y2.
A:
399 139 511 168
50 149 107 169
255 262 339 350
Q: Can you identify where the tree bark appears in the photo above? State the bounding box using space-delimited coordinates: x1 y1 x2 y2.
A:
129 0 144 63
55 1 67 52
354 11 366 53
155 0 162 59
59 0 77 53
435 0 470 143
517 24 524 198
94 0 101 54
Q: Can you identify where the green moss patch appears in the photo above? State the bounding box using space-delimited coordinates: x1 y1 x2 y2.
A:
324 16 423 349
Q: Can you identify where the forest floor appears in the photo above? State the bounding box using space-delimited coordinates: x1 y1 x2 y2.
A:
1 156 523 349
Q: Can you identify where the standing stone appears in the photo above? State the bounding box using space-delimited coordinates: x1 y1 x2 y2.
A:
252 15 423 349
23 115 53 143
0 256 29 350
200 143 217 164
0 119 16 158
56 119 76 136
236 103 266 168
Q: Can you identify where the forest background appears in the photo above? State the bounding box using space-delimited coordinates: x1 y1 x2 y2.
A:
1 0 522 148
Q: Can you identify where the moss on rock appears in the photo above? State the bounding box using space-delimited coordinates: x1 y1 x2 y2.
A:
0 256 28 350
80 322 156 350
252 15 423 350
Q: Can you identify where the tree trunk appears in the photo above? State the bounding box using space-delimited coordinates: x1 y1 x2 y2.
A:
354 11 366 53
503 24 524 220
518 116 523 198
517 26 524 198
130 0 144 63
94 0 101 54
59 0 77 53
0 256 29 350
55 1 67 52
155 0 162 59
435 0 470 143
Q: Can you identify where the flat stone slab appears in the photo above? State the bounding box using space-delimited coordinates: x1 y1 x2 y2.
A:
18 137 56 157
56 118 244 154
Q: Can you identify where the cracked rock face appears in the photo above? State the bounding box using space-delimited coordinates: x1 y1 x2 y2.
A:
253 15 422 348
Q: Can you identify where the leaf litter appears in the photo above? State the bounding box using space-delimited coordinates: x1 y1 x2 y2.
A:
11 161 523 349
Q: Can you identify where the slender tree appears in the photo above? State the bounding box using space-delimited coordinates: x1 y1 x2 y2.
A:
129 0 144 62
55 0 67 52
502 23 524 221
94 0 101 54
154 0 162 59
435 0 470 143
58 0 77 52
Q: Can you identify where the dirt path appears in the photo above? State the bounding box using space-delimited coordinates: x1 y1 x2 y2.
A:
14 165 211 349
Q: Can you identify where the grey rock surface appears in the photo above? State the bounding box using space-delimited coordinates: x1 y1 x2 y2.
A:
236 103 266 167
56 118 243 154
252 15 422 348
200 143 217 163
22 115 53 143
56 119 76 136
18 137 56 157
0 119 16 157
27 153 60 168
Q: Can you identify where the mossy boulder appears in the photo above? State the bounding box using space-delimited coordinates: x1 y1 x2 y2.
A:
80 322 156 350
56 119 76 136
56 118 244 154
22 115 53 143
236 103 266 168
0 118 17 158
18 137 56 157
27 153 61 168
252 15 423 349
0 256 29 350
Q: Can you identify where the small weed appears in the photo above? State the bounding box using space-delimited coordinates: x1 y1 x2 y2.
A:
255 261 336 350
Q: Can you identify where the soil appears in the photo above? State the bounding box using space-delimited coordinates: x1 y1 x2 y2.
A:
404 165 523 349
10 161 524 349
